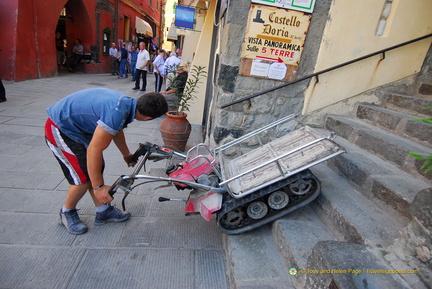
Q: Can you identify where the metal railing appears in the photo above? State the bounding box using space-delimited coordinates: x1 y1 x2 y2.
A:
221 33 432 109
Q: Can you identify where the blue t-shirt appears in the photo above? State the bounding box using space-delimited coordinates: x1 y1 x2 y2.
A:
47 88 137 146
130 50 138 62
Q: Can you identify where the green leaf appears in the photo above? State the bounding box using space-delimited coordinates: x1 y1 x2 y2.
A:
408 152 424 160
424 166 432 174
419 119 432 124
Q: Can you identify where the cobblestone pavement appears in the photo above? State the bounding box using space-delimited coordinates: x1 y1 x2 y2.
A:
0 72 228 289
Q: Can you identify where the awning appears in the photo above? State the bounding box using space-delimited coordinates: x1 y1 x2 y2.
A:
135 17 153 37
167 24 178 41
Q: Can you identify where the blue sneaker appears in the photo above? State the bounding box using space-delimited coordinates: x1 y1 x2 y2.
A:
94 205 131 226
58 209 88 235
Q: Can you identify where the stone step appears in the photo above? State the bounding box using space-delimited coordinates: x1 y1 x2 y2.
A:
304 241 412 288
357 103 432 149
271 205 335 288
223 226 294 289
326 136 430 218
310 163 406 248
325 115 432 183
418 83 432 96
382 93 432 117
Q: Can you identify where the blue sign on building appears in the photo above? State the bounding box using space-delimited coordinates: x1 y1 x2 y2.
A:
175 5 195 29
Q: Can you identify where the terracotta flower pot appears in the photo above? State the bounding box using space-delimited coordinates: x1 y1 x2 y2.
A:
160 111 191 151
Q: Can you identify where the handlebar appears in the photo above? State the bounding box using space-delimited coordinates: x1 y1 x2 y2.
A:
129 142 173 164
109 142 179 197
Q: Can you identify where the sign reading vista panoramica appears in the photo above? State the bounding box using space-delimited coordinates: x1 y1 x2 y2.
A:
239 4 311 82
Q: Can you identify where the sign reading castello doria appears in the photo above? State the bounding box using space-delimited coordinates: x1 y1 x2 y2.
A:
239 4 311 82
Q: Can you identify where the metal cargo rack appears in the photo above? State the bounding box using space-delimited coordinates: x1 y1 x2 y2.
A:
211 114 345 198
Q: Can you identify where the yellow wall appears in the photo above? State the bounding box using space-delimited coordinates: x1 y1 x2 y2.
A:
184 0 215 125
179 2 207 65
162 0 176 52
302 0 432 115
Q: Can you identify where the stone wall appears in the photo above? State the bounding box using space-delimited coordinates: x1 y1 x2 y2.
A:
206 0 332 147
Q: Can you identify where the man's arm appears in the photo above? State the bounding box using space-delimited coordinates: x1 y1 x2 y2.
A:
87 125 114 204
113 129 134 166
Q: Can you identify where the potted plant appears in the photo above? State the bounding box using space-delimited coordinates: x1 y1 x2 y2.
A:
160 64 207 151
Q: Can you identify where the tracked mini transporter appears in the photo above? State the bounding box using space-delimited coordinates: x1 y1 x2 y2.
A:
109 115 345 234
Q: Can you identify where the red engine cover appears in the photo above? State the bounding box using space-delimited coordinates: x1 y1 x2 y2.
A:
169 155 216 188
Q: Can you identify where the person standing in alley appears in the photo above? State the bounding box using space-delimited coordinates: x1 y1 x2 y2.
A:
129 45 138 81
45 88 168 234
109 42 118 75
118 43 128 78
55 32 66 70
133 42 150 91
153 49 166 92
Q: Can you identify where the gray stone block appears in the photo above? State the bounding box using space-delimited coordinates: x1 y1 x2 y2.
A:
357 104 432 149
419 83 432 95
410 188 432 233
328 137 430 218
305 241 410 289
383 93 432 117
224 226 293 289
357 103 403 131
326 115 431 182
311 164 404 248
272 206 335 288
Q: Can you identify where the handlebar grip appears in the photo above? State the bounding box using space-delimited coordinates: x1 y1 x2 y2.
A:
158 197 171 202
109 177 122 197
108 185 117 197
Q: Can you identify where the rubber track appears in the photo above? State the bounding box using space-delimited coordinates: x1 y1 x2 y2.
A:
216 169 321 235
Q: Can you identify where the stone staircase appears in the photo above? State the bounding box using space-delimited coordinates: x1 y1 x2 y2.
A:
223 80 432 289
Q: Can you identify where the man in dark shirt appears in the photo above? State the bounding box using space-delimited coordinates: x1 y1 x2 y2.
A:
119 43 129 78
69 38 84 72
160 62 188 110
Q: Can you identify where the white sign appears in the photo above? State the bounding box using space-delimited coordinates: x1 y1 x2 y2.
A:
250 60 270 77
268 62 287 79
251 0 316 13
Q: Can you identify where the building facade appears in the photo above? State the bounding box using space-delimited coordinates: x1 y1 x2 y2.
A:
0 0 164 81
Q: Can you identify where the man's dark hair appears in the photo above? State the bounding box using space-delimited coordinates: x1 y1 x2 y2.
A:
136 92 168 118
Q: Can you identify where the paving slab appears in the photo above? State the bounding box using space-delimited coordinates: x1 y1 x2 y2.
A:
0 212 77 246
0 188 65 213
67 248 196 289
0 170 64 190
0 246 85 289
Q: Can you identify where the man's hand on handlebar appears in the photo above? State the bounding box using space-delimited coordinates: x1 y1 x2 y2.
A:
94 185 114 204
123 153 137 167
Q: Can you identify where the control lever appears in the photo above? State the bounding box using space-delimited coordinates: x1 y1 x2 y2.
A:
158 197 186 202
